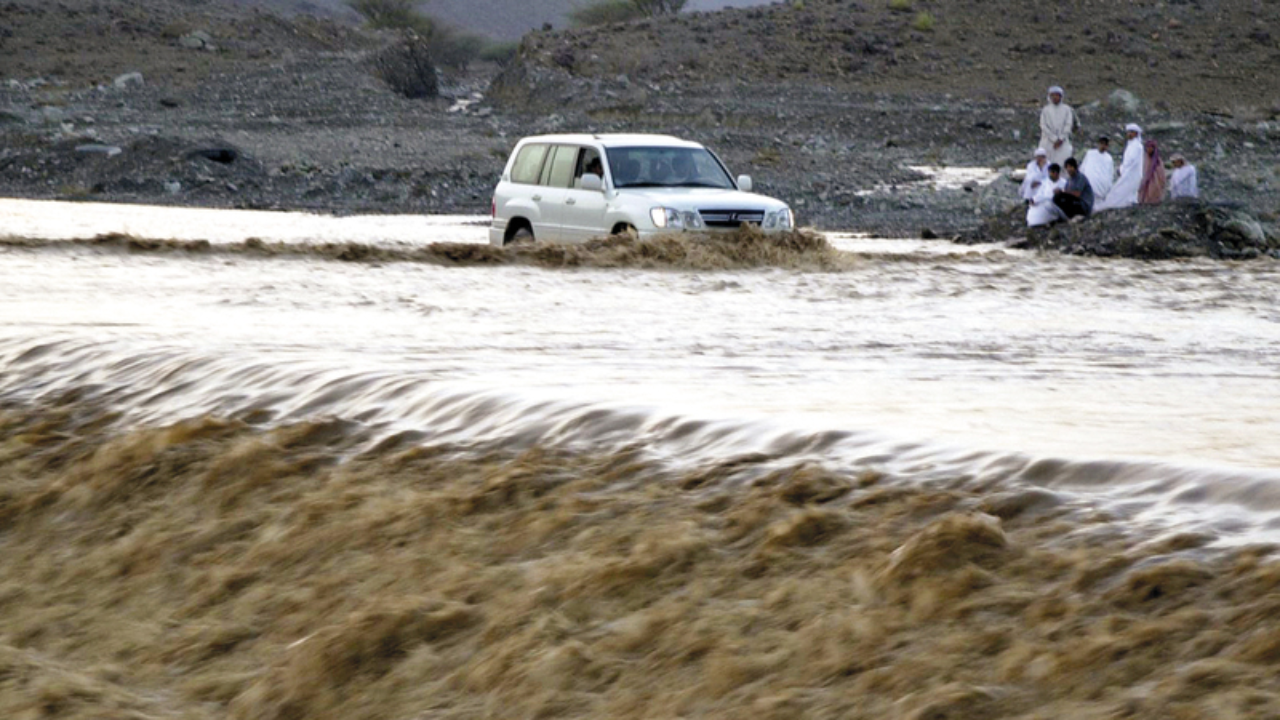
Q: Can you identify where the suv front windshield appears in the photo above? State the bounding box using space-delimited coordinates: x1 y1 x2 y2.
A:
605 147 735 189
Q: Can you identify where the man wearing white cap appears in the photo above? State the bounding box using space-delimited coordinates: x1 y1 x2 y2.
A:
1019 148 1050 203
1039 85 1077 165
1096 124 1144 210
1169 154 1199 199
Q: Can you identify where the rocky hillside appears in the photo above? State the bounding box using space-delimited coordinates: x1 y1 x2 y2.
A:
502 0 1280 113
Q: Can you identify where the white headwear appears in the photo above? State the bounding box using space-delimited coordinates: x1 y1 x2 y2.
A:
1034 147 1048 158
1125 123 1142 134
1048 85 1065 98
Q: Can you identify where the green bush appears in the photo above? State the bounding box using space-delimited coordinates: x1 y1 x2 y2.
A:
479 41 520 66
888 0 912 11
570 0 646 26
631 0 687 14
348 0 430 31
348 0 485 70
912 10 935 31
425 22 486 70
570 0 687 27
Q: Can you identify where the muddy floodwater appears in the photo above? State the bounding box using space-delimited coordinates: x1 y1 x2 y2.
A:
2 198 1280 719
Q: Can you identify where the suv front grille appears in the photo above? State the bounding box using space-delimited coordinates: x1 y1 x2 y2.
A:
699 209 765 228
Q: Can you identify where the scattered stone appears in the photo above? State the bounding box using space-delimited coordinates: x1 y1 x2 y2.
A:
179 30 216 51
75 144 123 157
113 72 145 89
165 180 182 195
40 106 66 124
921 228 939 239
1107 88 1141 113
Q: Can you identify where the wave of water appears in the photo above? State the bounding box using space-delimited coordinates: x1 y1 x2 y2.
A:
4 335 1279 546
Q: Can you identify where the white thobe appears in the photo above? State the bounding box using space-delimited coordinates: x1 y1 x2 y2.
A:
1170 165 1199 199
1027 178 1067 227
1080 149 1115 202
1096 137 1143 210
1019 160 1050 201
1039 102 1075 165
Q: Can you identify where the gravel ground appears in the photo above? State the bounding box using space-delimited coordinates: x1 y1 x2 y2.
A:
2 0 1279 239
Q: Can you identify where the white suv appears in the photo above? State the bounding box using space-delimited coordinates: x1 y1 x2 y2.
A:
489 133 794 245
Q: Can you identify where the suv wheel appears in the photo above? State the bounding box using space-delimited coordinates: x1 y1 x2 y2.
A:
507 225 535 245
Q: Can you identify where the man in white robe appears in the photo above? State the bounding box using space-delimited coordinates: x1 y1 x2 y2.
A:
1019 148 1050 203
1169 154 1199 199
1027 163 1068 227
1039 85 1076 166
1080 136 1115 203
1095 124 1143 211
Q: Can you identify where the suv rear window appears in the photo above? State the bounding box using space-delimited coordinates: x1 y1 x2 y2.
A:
510 143 549 184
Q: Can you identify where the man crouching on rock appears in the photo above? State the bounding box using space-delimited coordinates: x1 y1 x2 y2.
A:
1027 163 1067 227
1053 158 1094 223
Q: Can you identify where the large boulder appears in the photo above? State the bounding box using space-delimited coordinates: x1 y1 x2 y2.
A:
371 33 439 100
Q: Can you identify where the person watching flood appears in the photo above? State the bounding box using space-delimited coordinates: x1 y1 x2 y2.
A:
1139 139 1166 205
1027 163 1068 227
1039 85 1077 166
1168 154 1199 199
1080 136 1115 203
1053 157 1094 221
1096 124 1144 211
1020 148 1050 204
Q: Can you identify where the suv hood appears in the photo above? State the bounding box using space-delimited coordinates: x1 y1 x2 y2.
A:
615 186 788 211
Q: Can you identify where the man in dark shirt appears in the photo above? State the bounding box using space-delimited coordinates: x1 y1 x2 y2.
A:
1054 157 1094 221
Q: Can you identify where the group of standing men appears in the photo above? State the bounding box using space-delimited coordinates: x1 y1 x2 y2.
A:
1021 86 1200 227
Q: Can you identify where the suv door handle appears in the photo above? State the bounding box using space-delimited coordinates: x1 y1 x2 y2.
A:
565 198 577 205
532 194 542 201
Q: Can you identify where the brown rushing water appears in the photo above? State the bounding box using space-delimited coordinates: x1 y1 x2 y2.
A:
2 199 1279 718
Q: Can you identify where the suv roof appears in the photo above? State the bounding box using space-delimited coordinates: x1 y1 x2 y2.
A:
516 133 703 150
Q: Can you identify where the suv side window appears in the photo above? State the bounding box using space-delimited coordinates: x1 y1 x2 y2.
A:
539 145 579 188
574 148 603 188
510 143 549 184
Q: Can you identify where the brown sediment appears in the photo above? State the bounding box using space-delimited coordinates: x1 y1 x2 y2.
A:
1 394 1279 719
0 227 851 271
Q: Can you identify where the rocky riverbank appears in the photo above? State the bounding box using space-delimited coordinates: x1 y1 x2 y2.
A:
2 0 1279 247
960 200 1280 260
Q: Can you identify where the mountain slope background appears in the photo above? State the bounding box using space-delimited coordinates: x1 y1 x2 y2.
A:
227 0 774 39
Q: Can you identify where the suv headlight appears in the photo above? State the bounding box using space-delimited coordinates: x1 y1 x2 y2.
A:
763 208 794 230
650 208 705 231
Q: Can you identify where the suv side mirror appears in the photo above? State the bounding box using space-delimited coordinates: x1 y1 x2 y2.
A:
580 173 603 192
737 175 753 193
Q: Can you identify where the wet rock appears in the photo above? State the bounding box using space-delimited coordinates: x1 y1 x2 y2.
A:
113 72 144 89
970 201 1278 260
